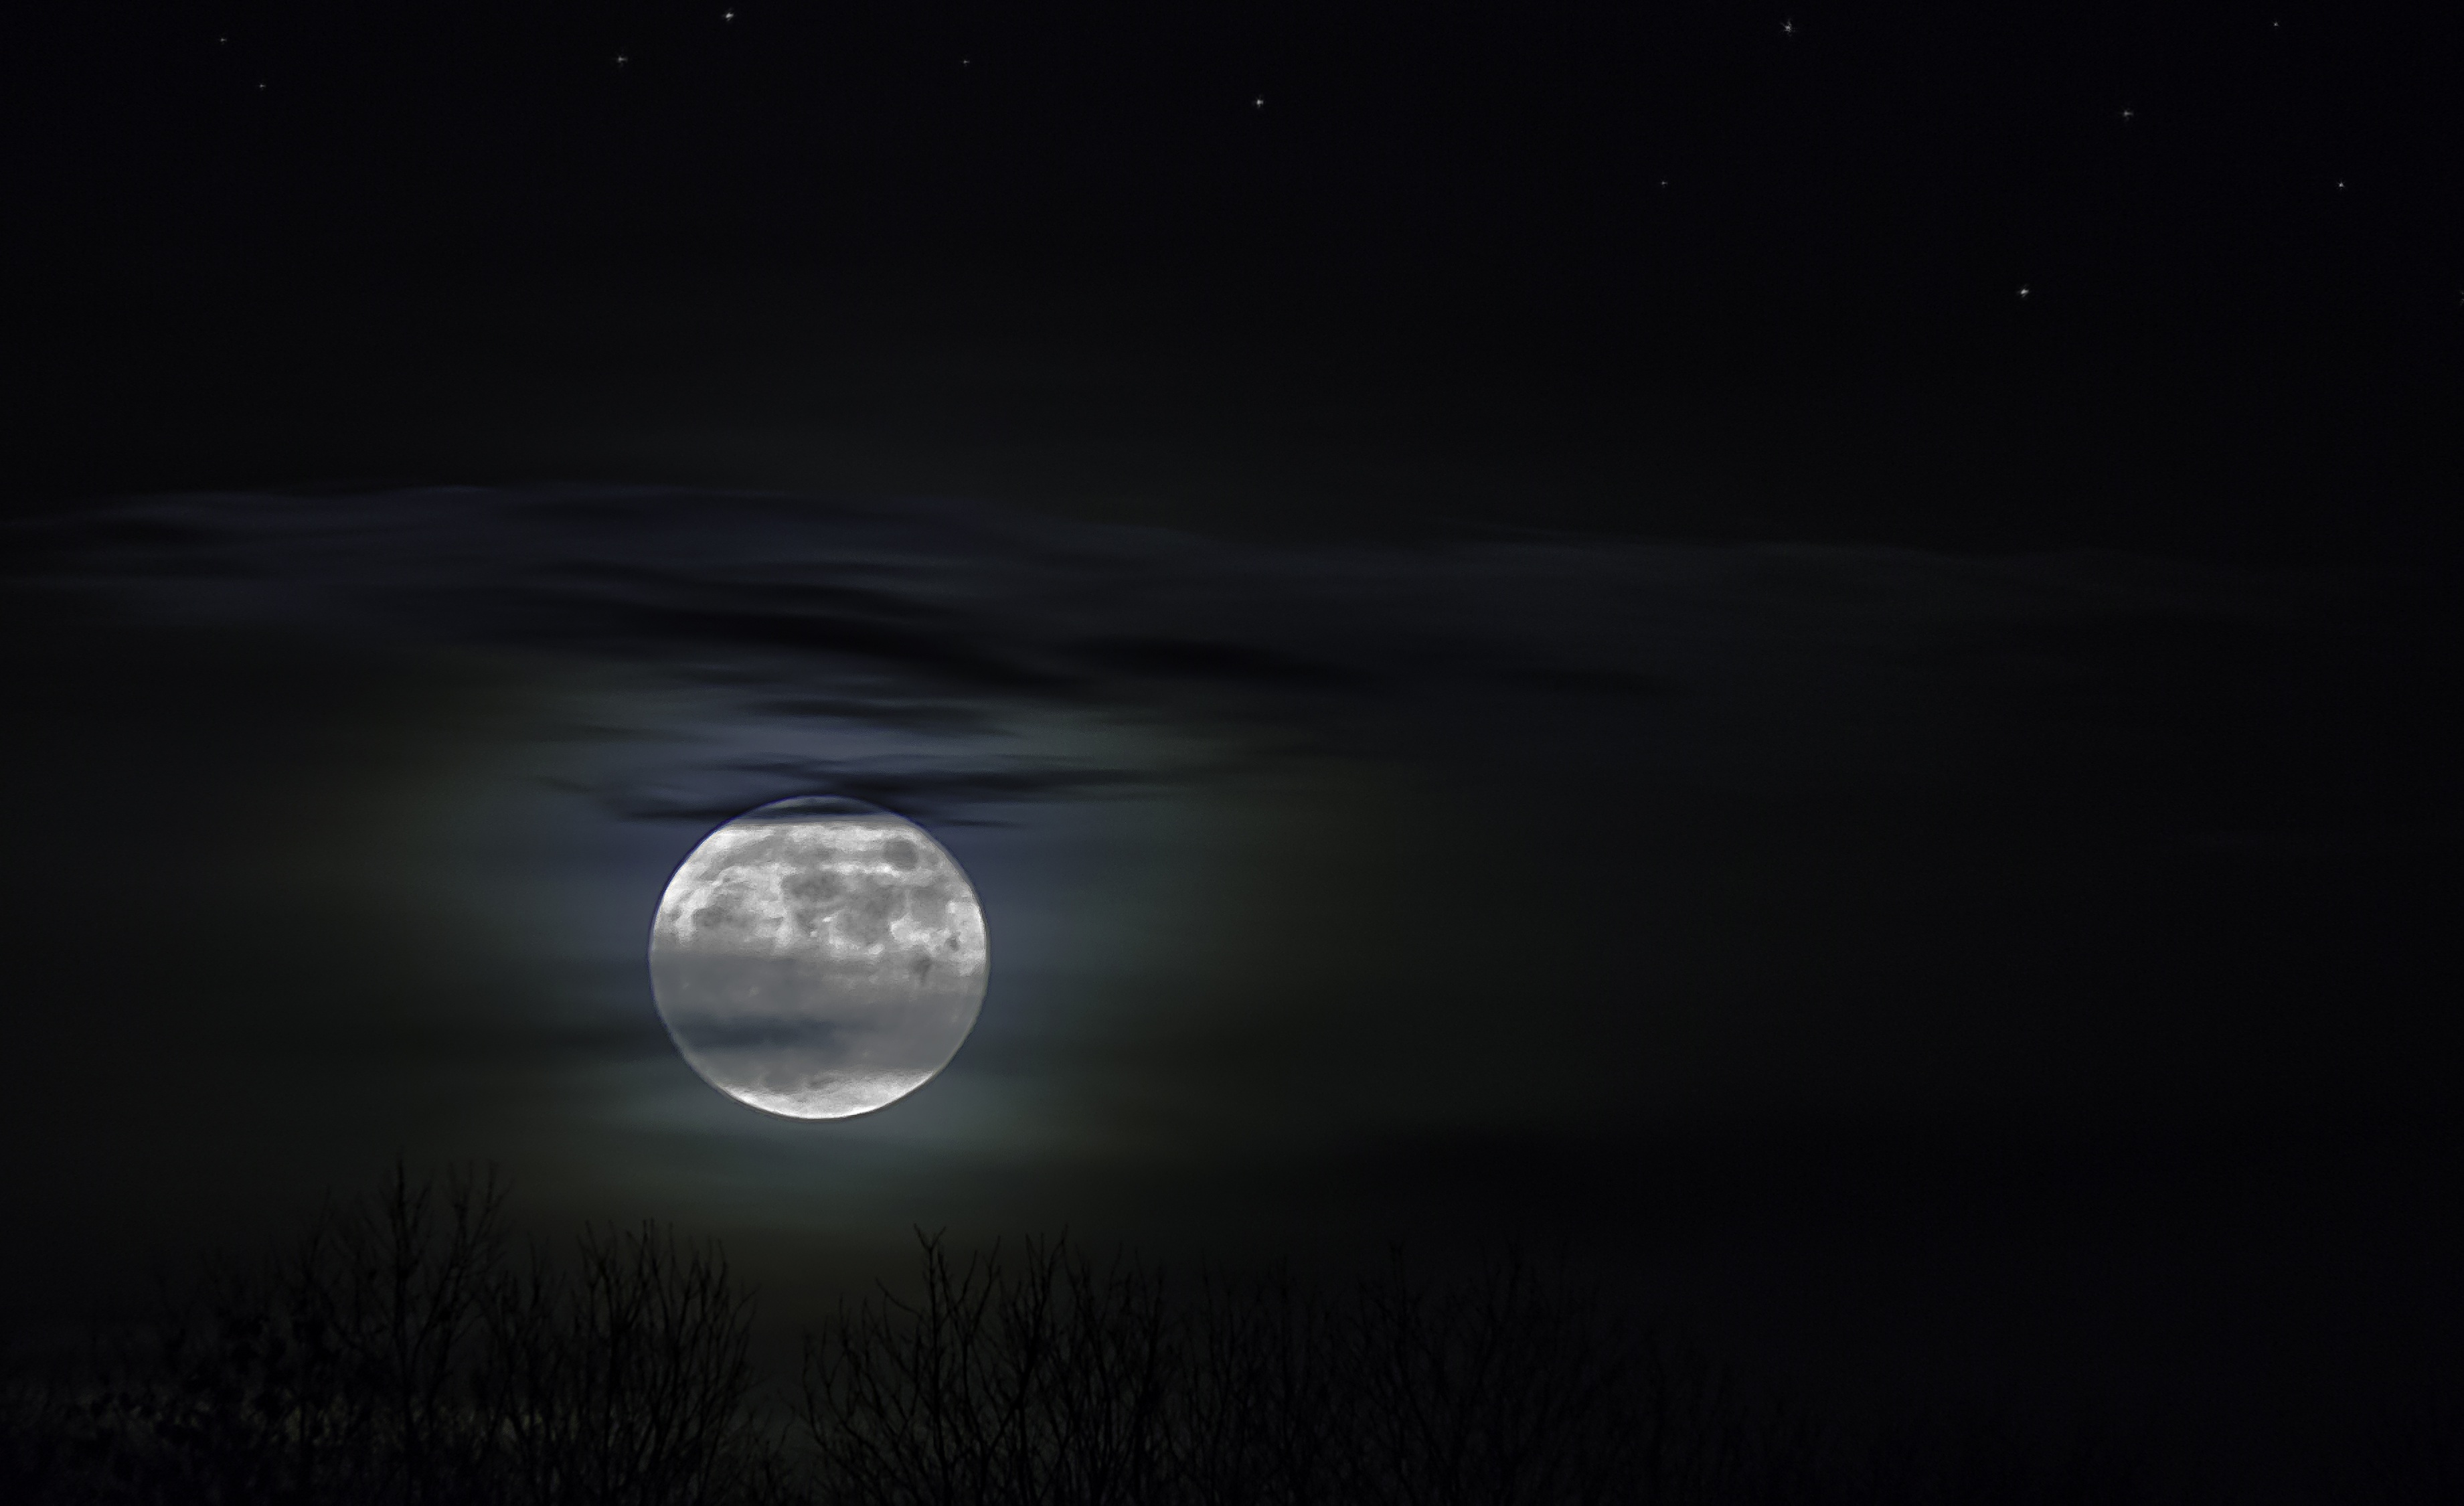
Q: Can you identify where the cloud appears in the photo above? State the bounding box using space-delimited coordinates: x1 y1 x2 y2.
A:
1066 635 1379 689
21 481 2425 857
10 488 2431 1096
581 758 1161 825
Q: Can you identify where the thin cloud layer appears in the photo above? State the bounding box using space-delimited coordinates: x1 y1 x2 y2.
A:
11 483 2321 837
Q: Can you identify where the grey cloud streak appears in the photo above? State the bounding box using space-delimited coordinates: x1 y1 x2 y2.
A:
9 483 2328 823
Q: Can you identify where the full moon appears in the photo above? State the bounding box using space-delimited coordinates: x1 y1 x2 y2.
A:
649 797 989 1118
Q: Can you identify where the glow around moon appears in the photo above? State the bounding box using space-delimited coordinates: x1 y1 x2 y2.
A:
649 797 989 1118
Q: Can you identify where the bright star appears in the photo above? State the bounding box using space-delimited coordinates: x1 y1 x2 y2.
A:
1782 19 1796 35
1254 97 1264 108
2017 286 2031 299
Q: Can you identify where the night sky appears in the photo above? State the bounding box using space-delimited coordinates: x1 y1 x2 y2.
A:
4 2 2461 1500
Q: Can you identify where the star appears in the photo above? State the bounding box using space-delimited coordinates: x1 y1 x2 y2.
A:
1254 97 1265 108
2017 286 2031 299
1781 19 1796 36
617 54 629 66
724 9 735 19
2119 108 2135 121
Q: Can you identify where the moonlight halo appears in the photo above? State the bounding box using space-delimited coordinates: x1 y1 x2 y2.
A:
649 797 989 1119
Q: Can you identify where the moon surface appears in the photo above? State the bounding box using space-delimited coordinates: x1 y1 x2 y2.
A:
649 797 989 1118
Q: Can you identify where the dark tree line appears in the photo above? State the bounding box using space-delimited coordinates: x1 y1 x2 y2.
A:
3 1165 2180 1505
1 1167 774 1506
799 1233 1815 1506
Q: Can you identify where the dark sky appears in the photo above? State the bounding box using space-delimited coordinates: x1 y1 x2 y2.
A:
3 3 2461 1499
